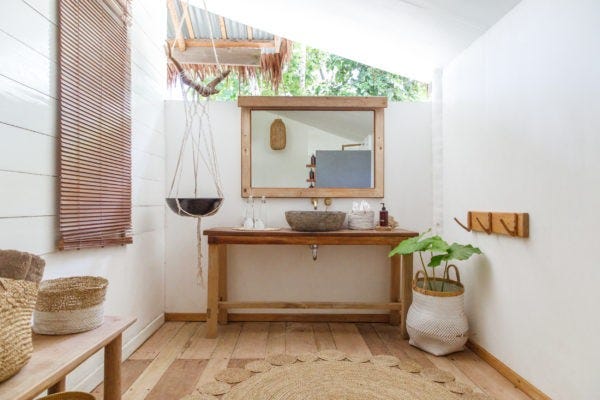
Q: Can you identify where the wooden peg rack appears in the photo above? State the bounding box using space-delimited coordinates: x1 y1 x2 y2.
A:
454 211 529 238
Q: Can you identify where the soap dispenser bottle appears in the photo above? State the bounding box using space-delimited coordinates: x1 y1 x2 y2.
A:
379 203 388 227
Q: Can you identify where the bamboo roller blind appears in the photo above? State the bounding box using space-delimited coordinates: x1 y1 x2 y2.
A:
58 0 132 250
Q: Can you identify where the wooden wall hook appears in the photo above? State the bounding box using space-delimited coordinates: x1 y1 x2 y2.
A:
454 211 472 232
462 211 528 238
475 212 492 234
500 213 518 236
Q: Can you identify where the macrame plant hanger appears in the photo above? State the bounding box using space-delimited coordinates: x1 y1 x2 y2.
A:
165 1 229 285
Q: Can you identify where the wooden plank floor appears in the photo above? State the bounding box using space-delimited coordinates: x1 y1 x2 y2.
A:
92 322 531 400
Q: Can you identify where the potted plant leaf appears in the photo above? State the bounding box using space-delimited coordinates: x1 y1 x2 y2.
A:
389 230 481 355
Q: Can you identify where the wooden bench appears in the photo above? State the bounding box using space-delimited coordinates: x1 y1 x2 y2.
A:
0 316 135 400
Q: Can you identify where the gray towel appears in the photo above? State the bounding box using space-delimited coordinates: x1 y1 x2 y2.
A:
0 249 45 284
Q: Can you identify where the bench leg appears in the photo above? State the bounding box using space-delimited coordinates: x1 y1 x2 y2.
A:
48 378 66 394
104 333 122 400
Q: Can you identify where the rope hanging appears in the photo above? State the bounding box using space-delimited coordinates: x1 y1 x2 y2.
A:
166 1 227 286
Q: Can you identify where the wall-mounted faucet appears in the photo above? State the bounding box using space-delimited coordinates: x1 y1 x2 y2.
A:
310 197 332 210
311 198 318 210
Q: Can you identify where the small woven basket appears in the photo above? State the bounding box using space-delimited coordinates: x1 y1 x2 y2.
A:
347 211 375 230
39 392 95 399
0 278 38 383
33 276 108 335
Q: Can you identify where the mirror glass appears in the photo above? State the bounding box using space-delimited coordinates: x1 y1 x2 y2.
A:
251 110 374 189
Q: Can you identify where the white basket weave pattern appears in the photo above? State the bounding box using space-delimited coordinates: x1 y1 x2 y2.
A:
347 211 375 230
406 290 469 356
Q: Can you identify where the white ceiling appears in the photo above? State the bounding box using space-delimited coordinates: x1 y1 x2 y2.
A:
199 0 521 82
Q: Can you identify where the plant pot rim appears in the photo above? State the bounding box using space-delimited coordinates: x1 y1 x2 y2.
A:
412 277 464 297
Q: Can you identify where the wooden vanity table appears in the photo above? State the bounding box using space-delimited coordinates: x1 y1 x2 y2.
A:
203 227 417 339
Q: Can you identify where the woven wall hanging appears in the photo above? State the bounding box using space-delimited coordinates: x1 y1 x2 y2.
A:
270 118 286 150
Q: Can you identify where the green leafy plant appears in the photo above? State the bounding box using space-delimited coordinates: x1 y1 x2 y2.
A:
389 230 482 292
207 43 429 102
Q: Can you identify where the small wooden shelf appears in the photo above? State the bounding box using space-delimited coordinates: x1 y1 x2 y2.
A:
306 164 315 168
306 178 315 183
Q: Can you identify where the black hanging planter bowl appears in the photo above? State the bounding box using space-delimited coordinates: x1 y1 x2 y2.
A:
166 198 223 217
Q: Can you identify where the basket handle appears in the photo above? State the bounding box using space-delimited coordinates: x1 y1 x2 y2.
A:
444 264 461 284
413 270 429 289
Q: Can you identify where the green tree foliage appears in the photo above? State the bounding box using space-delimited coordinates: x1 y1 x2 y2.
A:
210 43 429 101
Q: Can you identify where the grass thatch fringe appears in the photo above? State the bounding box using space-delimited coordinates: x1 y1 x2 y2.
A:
167 39 293 93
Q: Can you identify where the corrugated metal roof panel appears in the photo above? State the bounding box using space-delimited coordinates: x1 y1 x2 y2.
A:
167 3 275 41
188 6 222 39
251 28 274 40
224 19 247 40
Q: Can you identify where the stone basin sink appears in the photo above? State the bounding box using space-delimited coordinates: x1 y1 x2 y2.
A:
285 211 346 232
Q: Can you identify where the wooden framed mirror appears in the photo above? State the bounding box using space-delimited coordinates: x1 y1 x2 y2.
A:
239 96 386 198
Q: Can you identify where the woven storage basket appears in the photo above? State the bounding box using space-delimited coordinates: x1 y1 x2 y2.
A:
0 277 38 383
39 392 95 400
406 267 468 356
347 211 375 230
33 276 108 335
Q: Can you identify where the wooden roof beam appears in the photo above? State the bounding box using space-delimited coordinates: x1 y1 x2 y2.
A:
218 16 227 39
167 0 186 51
170 47 261 66
167 39 274 48
181 1 195 39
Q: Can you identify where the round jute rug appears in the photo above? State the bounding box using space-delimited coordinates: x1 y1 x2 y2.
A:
222 361 461 400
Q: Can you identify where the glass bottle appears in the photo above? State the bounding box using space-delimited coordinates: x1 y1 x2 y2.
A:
243 196 254 229
254 196 267 229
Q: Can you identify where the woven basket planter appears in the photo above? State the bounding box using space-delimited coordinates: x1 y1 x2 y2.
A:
33 276 108 335
39 392 95 400
0 278 38 383
406 267 469 356
347 211 375 230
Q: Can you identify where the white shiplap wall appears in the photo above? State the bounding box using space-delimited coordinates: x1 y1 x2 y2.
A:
0 0 166 391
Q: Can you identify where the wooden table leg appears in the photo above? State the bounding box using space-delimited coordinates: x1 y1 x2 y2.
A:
206 243 221 338
400 253 414 339
48 377 66 394
389 247 401 326
104 333 122 400
218 245 228 325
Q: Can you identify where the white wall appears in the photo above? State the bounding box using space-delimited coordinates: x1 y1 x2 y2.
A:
0 0 166 391
165 101 432 314
442 0 600 398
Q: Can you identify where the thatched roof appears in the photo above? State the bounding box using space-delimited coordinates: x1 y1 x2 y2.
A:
166 0 292 90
